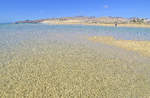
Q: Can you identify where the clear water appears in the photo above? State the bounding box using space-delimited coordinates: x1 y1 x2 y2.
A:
1 23 150 97
1 23 150 70
1 23 150 45
1 23 150 61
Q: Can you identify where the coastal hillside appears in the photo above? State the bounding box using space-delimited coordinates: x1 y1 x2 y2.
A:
15 16 150 25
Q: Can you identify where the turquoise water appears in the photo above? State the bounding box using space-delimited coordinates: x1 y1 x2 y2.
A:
1 23 150 65
1 23 150 54
1 23 150 57
1 23 150 43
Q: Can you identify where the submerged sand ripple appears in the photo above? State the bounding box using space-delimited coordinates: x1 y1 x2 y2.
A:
89 36 150 57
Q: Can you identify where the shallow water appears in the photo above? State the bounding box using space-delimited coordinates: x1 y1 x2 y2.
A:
0 23 150 97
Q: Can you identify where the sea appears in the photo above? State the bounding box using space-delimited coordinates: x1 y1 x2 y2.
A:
1 23 150 97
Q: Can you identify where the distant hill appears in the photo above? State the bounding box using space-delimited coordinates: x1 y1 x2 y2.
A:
15 16 150 25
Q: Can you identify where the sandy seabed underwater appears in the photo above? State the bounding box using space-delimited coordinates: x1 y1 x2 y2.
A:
0 24 150 98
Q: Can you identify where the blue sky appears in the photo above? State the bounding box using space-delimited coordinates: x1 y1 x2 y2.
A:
0 0 150 23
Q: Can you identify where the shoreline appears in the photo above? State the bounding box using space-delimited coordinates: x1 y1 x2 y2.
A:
41 21 150 28
86 23 150 28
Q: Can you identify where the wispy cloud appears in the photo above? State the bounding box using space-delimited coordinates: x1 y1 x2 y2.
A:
104 5 109 8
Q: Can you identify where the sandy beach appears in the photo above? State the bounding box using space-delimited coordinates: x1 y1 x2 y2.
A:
87 23 150 28
41 20 150 28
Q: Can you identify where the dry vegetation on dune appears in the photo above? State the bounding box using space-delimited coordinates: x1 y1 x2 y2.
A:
0 41 150 98
89 36 150 57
